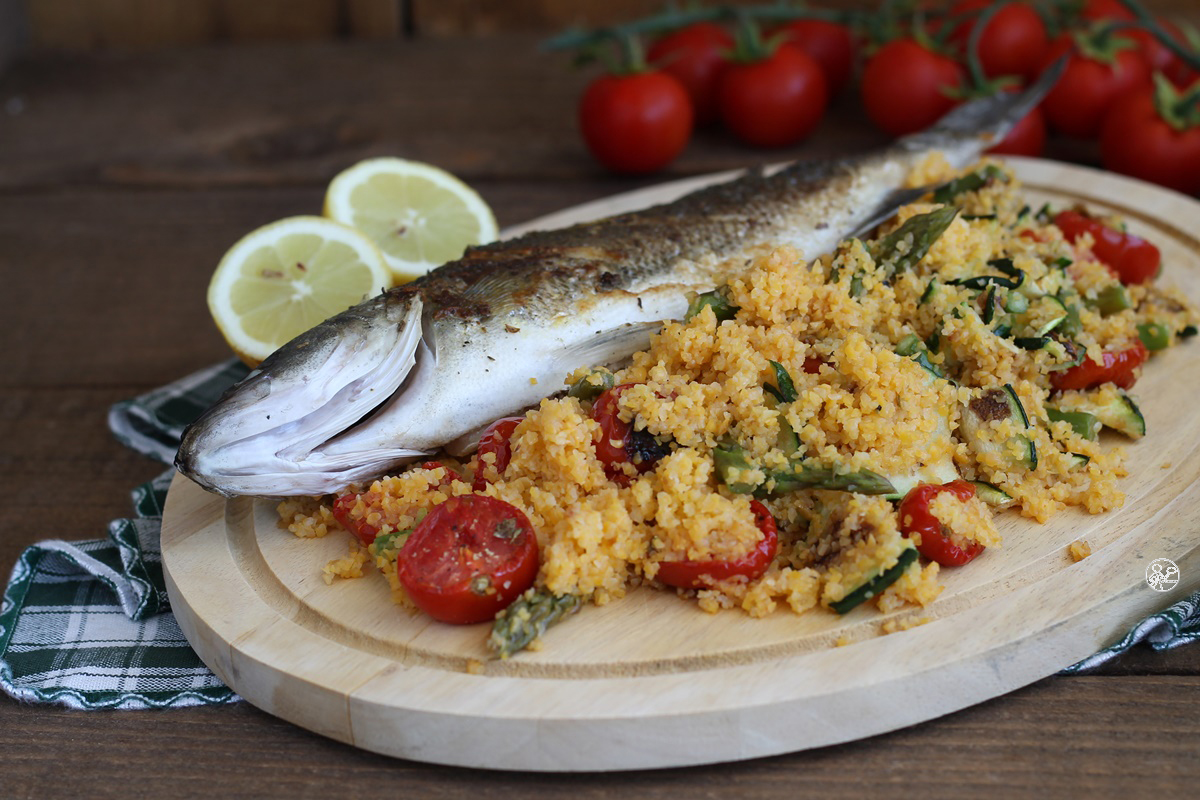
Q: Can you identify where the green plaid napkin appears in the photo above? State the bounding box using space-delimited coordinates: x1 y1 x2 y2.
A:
1 357 1197 709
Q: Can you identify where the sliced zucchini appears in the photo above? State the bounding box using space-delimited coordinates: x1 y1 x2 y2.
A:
969 481 1016 508
958 384 1037 471
830 544 919 615
1045 407 1101 440
1052 388 1145 439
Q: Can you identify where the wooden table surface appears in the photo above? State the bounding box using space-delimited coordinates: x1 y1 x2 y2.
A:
2 22 1199 798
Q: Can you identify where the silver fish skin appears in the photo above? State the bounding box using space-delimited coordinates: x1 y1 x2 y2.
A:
175 66 1061 497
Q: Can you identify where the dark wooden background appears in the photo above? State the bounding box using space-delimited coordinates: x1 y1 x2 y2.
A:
1 1 1198 796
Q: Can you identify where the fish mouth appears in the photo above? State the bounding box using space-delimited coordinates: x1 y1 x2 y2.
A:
175 292 429 496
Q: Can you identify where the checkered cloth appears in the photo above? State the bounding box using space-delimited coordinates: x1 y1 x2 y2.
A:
1 358 1197 709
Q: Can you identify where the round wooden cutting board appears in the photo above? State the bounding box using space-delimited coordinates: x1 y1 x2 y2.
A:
162 158 1200 772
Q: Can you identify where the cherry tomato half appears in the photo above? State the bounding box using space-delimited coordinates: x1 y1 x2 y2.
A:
655 500 779 588
899 480 984 567
590 384 671 484
861 38 965 137
1039 34 1151 139
647 22 734 126
1100 87 1200 196
396 495 539 625
472 416 523 491
716 43 829 148
1049 340 1149 391
578 70 693 174
1054 209 1161 285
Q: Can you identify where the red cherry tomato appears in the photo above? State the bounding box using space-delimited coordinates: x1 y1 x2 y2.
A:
716 43 828 148
655 500 779 588
899 480 985 567
332 462 461 545
773 18 856 94
472 416 523 491
1054 209 1161 284
1049 341 1149 391
647 22 734 126
396 495 539 625
987 103 1047 156
578 70 693 174
1079 0 1136 23
950 0 1049 84
590 384 671 484
860 39 965 137
1100 87 1200 196
802 355 826 374
1039 35 1151 139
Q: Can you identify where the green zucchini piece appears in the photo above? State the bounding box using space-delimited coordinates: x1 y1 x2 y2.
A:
1045 407 1101 441
1180 324 1198 339
765 360 798 403
1003 290 1029 314
969 481 1016 508
895 333 945 379
1067 453 1091 470
958 384 1037 471
712 442 764 495
830 545 920 615
919 278 939 305
1054 390 1145 439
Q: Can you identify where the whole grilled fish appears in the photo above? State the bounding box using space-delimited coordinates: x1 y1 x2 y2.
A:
176 66 1061 497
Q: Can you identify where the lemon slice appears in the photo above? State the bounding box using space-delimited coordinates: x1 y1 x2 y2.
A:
324 157 498 283
208 216 392 366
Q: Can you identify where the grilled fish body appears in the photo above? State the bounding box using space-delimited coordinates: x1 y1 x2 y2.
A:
176 69 1059 497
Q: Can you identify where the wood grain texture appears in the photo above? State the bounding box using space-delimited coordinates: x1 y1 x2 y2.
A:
160 160 1200 770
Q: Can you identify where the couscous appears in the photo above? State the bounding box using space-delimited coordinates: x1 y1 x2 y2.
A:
277 155 1196 657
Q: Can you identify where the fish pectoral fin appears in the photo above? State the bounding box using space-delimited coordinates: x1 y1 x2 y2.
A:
556 320 663 371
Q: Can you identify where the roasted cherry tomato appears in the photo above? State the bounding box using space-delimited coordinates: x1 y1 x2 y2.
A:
655 500 779 588
899 480 984 567
1039 34 1151 139
472 416 523 491
332 461 460 545
590 383 671 484
716 43 828 148
647 22 734 126
950 0 1049 84
773 18 856 94
1100 87 1200 197
1049 340 1149 391
396 495 538 625
578 70 693 174
1054 209 1161 284
332 492 382 545
860 38 965 137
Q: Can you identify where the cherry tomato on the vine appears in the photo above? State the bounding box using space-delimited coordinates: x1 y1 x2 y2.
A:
1054 209 1161 284
899 480 985 567
647 22 734 126
987 102 1047 156
860 38 965 137
717 43 829 148
1049 340 1149 391
1079 0 1136 24
1039 34 1151 139
1099 86 1200 196
655 500 779 588
396 495 539 625
579 70 693 174
950 0 1049 84
472 416 523 491
773 18 856 94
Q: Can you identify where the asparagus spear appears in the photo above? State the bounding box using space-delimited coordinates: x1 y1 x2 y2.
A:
488 589 581 659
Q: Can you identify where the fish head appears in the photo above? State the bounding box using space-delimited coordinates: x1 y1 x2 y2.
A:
175 289 427 497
